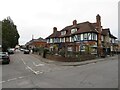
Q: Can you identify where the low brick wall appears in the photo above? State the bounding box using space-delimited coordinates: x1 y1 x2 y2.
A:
46 54 96 62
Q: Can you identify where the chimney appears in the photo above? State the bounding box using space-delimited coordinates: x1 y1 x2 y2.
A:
96 14 101 28
73 20 77 25
53 27 57 33
96 14 102 57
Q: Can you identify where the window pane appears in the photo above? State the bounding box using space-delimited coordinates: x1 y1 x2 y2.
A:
88 33 91 40
84 33 87 40
81 34 83 40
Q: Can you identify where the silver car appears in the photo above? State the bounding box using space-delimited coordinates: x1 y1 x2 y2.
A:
0 52 10 64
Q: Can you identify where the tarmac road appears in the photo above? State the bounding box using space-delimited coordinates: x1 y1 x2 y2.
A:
1 52 118 88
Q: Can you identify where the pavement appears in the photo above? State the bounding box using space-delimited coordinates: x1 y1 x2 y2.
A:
31 53 118 66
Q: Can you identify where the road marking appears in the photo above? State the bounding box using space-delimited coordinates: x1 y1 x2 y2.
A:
0 81 6 84
33 62 44 67
18 76 26 79
26 66 40 75
7 78 17 81
20 57 42 75
21 58 26 65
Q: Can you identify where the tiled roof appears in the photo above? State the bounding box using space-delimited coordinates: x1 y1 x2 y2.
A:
46 21 98 38
46 31 61 39
26 37 46 45
46 20 117 39
73 22 98 34
101 28 110 35
101 28 117 39
110 34 117 39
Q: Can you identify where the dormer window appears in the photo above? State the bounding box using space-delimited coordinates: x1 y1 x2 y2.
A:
71 28 77 34
61 31 66 35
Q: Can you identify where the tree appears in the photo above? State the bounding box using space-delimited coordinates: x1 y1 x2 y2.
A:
2 17 20 51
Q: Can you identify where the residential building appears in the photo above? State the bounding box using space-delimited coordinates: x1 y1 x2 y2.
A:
46 14 117 56
25 37 47 50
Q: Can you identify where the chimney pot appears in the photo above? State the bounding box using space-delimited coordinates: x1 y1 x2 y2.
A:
73 20 77 25
53 27 57 33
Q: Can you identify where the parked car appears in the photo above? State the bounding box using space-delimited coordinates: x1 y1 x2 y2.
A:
24 49 30 54
7 48 15 54
20 48 25 52
0 52 10 64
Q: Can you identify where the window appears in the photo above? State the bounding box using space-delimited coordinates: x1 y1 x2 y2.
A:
61 31 66 35
47 39 50 43
112 38 115 43
54 38 56 43
80 45 85 52
81 34 83 41
70 37 72 42
61 38 65 42
74 35 78 41
60 38 62 42
71 28 77 34
88 33 92 40
83 33 88 40
67 47 72 51
61 38 64 42
66 37 69 42
54 38 60 43
77 34 81 41
71 36 74 42
50 38 53 43
101 35 104 41
64 38 65 42
92 33 97 40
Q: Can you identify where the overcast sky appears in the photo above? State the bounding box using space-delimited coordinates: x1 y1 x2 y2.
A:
0 0 119 45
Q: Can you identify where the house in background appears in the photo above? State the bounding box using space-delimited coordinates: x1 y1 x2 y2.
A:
101 28 117 55
46 14 117 57
25 37 47 50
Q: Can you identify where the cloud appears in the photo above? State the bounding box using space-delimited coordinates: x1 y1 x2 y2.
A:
0 0 118 44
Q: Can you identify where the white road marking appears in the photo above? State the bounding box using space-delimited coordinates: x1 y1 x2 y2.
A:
21 57 42 75
7 78 17 81
0 81 6 84
33 62 44 67
18 76 25 79
26 66 40 75
21 58 26 65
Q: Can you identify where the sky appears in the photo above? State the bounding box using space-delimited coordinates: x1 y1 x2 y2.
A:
0 0 119 45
